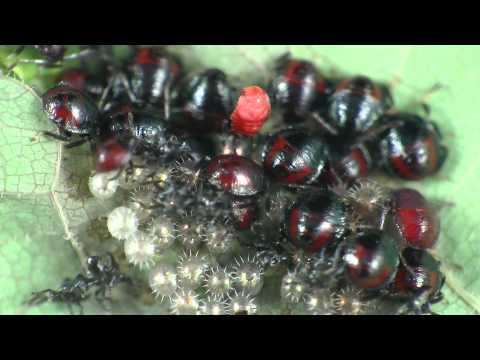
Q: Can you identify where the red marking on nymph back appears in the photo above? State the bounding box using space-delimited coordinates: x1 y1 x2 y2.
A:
285 60 303 86
423 136 439 174
307 218 334 253
348 243 394 289
288 207 300 244
59 69 88 91
289 209 335 253
397 208 424 244
390 155 415 180
315 79 326 94
281 166 313 184
237 209 251 230
207 155 249 193
265 137 290 168
370 85 383 101
136 48 157 65
393 189 439 249
54 95 81 129
96 138 131 173
350 147 369 177
218 171 235 192
397 208 438 249
335 79 351 92
284 59 326 94
393 267 410 294
360 266 393 289
265 136 313 183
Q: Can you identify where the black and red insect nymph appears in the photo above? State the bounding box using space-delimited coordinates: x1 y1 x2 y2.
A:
260 128 331 185
127 46 184 113
377 112 448 180
269 53 333 122
390 248 445 314
42 84 100 146
205 154 266 197
343 230 400 290
172 68 235 133
388 187 440 250
285 189 347 253
327 75 394 140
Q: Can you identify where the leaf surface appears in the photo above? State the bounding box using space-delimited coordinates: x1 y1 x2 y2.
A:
1 46 479 314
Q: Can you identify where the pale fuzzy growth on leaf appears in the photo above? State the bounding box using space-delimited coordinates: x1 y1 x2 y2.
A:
149 263 178 301
199 295 229 315
176 250 209 290
177 216 207 251
124 232 157 269
232 255 265 296
280 271 310 304
228 290 257 315
127 184 157 223
304 288 335 315
145 216 176 251
88 172 119 200
203 265 233 297
170 289 200 315
107 207 139 240
204 222 235 255
332 286 372 315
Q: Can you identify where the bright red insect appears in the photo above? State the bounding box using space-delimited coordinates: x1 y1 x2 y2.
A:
230 86 271 137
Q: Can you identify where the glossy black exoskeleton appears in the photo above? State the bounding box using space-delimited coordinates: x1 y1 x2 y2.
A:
100 104 171 152
260 128 331 185
285 190 347 253
127 47 183 112
391 248 445 315
172 68 235 133
377 112 448 180
175 135 216 164
26 253 132 314
269 53 333 123
327 76 393 140
42 85 101 147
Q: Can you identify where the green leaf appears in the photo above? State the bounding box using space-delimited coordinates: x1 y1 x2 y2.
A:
0 75 78 314
1 46 479 315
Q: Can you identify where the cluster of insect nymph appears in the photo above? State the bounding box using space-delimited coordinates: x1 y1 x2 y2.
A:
12 45 452 315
